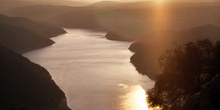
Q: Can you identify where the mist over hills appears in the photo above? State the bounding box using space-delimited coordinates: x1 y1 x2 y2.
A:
0 0 87 14
3 1 220 37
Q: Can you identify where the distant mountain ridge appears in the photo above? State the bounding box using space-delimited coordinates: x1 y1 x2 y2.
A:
0 0 87 13
4 1 220 36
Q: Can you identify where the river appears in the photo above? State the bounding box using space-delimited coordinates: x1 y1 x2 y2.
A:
23 29 154 110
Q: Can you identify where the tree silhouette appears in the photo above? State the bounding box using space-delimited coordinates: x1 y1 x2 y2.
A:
148 39 220 110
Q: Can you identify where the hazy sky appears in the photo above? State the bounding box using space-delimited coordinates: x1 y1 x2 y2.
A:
18 0 217 3
66 0 217 3
66 0 148 3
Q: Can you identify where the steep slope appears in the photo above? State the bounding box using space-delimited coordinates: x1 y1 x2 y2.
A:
129 25 220 79
0 45 71 110
0 14 67 53
0 23 54 53
0 14 66 38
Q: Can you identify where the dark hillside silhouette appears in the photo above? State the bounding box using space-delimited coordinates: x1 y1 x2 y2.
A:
0 14 66 38
0 14 66 53
0 45 70 110
105 32 135 41
0 23 54 53
147 39 220 110
8 17 66 38
130 25 220 80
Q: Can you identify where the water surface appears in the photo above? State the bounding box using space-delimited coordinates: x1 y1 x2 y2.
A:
24 29 154 110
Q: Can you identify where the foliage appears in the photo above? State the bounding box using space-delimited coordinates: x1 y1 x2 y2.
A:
147 39 220 110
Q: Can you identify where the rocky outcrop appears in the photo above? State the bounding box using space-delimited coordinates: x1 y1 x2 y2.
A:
0 45 71 110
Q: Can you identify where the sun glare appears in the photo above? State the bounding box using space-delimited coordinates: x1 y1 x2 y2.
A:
152 0 169 32
156 0 166 4
119 84 161 110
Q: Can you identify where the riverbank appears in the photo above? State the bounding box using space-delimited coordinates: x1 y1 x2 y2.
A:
24 29 154 110
0 45 71 110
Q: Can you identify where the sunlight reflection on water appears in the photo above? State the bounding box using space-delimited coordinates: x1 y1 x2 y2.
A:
118 84 161 110
24 29 155 110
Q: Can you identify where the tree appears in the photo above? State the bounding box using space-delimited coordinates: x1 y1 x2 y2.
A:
147 39 220 110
